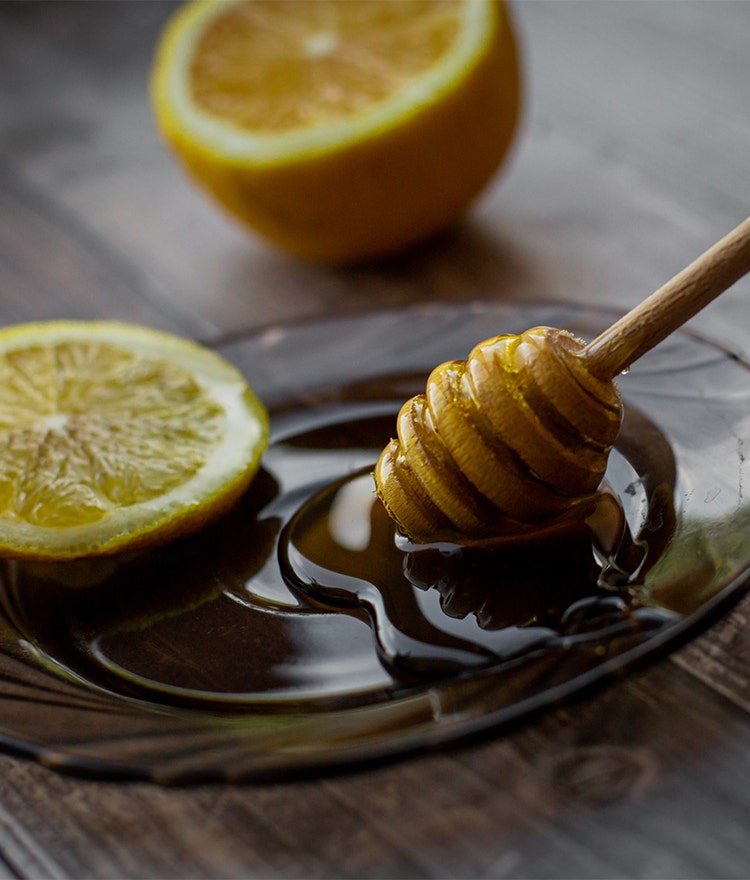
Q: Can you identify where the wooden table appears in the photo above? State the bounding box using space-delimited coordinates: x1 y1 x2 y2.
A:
1 1 749 876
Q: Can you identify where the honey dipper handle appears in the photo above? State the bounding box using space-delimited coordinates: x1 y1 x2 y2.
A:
581 216 750 379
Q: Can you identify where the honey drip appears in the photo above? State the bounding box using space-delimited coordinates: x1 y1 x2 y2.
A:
281 468 673 682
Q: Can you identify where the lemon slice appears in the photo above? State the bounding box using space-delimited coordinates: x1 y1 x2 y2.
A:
0 321 268 560
151 0 520 263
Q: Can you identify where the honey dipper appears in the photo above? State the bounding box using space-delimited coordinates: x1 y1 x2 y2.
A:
375 217 750 543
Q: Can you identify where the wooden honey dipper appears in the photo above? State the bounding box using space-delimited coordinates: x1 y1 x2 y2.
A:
374 217 750 543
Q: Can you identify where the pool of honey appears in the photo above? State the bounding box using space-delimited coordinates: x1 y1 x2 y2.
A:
0 377 681 712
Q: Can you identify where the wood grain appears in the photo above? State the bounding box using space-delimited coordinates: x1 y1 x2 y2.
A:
0 1 749 877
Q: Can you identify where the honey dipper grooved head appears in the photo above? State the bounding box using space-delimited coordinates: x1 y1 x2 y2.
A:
374 326 623 543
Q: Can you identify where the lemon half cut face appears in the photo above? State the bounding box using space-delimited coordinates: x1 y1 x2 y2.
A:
0 321 268 560
151 0 521 263
160 0 497 163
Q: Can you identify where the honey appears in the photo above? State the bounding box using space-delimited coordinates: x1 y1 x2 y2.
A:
0 379 679 707
375 327 623 543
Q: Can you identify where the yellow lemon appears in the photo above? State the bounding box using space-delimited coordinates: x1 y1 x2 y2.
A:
0 321 268 560
150 0 521 264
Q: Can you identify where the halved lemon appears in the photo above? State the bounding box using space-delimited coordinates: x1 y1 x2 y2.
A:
150 0 521 264
0 321 268 560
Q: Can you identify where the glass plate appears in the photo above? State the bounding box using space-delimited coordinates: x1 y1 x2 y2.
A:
1 302 749 783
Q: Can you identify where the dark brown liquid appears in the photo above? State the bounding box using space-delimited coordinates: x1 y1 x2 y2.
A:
0 378 680 710
279 468 673 684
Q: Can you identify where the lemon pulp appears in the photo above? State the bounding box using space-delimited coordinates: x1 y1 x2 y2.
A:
0 322 268 560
